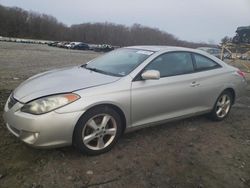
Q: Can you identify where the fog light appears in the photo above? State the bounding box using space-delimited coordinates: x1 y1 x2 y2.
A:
19 130 39 144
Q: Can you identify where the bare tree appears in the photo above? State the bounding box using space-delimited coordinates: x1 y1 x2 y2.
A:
0 4 214 48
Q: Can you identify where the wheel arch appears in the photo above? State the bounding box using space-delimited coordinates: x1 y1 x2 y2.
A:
223 88 236 104
75 103 127 135
102 103 127 134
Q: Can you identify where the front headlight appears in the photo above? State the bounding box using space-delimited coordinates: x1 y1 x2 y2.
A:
21 93 80 115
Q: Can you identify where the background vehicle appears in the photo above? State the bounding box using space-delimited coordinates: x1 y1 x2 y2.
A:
94 44 114 52
71 42 89 50
56 41 70 48
65 42 81 49
232 26 250 44
48 41 59 47
197 47 222 58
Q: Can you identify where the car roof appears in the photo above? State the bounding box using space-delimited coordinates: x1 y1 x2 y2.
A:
125 45 226 66
125 45 199 53
197 47 220 50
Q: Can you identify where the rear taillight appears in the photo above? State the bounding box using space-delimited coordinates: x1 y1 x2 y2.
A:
237 70 246 79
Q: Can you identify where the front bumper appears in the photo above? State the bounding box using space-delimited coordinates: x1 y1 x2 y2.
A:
3 98 83 148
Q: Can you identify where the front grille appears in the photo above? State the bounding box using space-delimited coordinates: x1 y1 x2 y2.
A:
8 95 18 109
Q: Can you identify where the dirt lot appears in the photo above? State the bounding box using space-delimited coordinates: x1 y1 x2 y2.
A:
0 42 250 188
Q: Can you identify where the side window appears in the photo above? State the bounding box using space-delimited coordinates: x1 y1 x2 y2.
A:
193 54 221 71
145 52 194 77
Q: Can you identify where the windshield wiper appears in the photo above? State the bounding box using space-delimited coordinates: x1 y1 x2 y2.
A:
84 66 103 73
83 65 122 77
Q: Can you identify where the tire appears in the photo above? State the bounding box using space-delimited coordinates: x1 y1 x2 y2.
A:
73 106 123 155
209 91 233 121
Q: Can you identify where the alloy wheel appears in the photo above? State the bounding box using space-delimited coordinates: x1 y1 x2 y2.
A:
215 94 231 118
82 114 117 150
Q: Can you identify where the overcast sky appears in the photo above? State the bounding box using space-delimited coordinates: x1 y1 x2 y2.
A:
0 0 250 44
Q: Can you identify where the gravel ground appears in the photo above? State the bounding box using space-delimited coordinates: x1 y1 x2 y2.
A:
0 42 250 188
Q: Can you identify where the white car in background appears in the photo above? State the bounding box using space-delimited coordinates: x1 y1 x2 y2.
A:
65 42 81 49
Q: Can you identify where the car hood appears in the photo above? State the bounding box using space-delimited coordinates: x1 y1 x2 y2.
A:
13 66 120 103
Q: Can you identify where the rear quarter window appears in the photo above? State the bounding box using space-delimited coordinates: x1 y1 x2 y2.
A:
193 53 221 71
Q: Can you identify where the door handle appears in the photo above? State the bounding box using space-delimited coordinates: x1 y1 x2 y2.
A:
190 81 200 87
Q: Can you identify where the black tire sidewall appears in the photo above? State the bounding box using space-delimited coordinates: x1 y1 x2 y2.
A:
73 106 122 155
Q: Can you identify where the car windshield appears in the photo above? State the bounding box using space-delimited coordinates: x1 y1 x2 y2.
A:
84 48 154 77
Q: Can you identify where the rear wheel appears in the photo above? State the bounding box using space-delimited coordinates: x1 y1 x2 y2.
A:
209 91 233 121
73 106 122 155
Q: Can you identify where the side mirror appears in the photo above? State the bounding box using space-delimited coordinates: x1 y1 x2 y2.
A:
141 70 160 80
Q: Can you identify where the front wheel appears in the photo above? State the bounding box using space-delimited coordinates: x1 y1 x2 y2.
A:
209 91 233 121
73 106 123 155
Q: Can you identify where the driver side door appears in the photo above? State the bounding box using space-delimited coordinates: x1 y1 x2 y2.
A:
131 52 203 127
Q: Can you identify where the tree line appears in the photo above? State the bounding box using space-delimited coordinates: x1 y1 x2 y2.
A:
0 4 212 48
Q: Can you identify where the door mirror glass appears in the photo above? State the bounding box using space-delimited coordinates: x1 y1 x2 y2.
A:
141 70 160 80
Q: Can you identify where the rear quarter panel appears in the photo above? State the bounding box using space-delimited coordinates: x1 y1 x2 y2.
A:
191 65 245 110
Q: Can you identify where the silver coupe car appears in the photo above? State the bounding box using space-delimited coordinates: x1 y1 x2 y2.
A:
3 46 247 155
